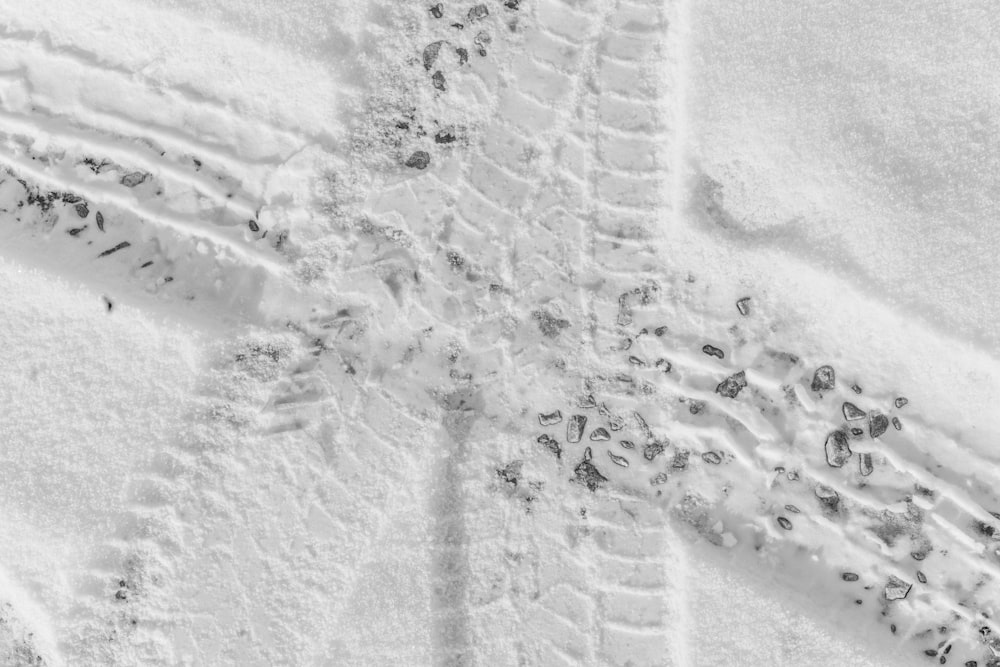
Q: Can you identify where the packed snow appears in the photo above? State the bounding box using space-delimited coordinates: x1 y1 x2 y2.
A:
0 0 997 665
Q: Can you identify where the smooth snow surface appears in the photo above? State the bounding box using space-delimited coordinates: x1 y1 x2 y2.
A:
1 0 998 665
688 0 1000 349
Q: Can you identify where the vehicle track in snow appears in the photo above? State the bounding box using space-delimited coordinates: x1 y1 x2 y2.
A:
2 0 1000 665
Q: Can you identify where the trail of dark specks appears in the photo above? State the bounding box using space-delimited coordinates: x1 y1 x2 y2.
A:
430 387 482 666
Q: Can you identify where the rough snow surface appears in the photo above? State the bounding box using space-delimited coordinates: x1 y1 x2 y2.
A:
0 0 998 665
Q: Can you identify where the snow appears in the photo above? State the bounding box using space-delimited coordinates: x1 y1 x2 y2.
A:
686 0 1000 348
0 255 202 664
1 0 998 664
688 541 913 667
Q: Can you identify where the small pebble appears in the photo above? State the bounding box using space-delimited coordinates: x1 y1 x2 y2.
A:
432 70 446 91
895 397 909 409
430 3 443 18
842 572 860 582
843 402 866 421
650 472 668 486
777 517 792 530
917 571 927 584
885 575 912 601
702 344 725 359
566 415 586 443
736 297 751 316
825 430 853 467
701 451 722 465
851 383 863 394
893 417 903 431
538 410 562 426
619 440 635 450
870 413 890 438
589 428 610 442
785 504 800 513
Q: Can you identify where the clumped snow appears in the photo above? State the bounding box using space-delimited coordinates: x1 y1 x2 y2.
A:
0 0 998 665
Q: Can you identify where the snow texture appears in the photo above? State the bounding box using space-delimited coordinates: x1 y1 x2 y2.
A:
0 0 998 665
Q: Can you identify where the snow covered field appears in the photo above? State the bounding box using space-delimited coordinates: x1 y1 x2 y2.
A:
0 0 998 665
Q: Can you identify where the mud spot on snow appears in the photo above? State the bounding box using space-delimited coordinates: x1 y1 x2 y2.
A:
405 150 431 169
536 434 561 459
532 308 570 338
716 371 747 399
811 365 836 392
572 459 607 492
497 460 522 487
120 171 149 187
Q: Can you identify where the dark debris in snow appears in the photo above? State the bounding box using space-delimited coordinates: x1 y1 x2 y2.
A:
566 415 586 443
811 365 836 392
643 441 666 462
824 430 853 467
843 402 866 420
870 412 889 438
536 434 561 459
497 460 522 487
716 370 747 399
538 410 562 426
573 459 607 492
702 344 724 359
405 151 431 169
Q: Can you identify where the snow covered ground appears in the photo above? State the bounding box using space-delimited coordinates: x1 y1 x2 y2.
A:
0 0 998 665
